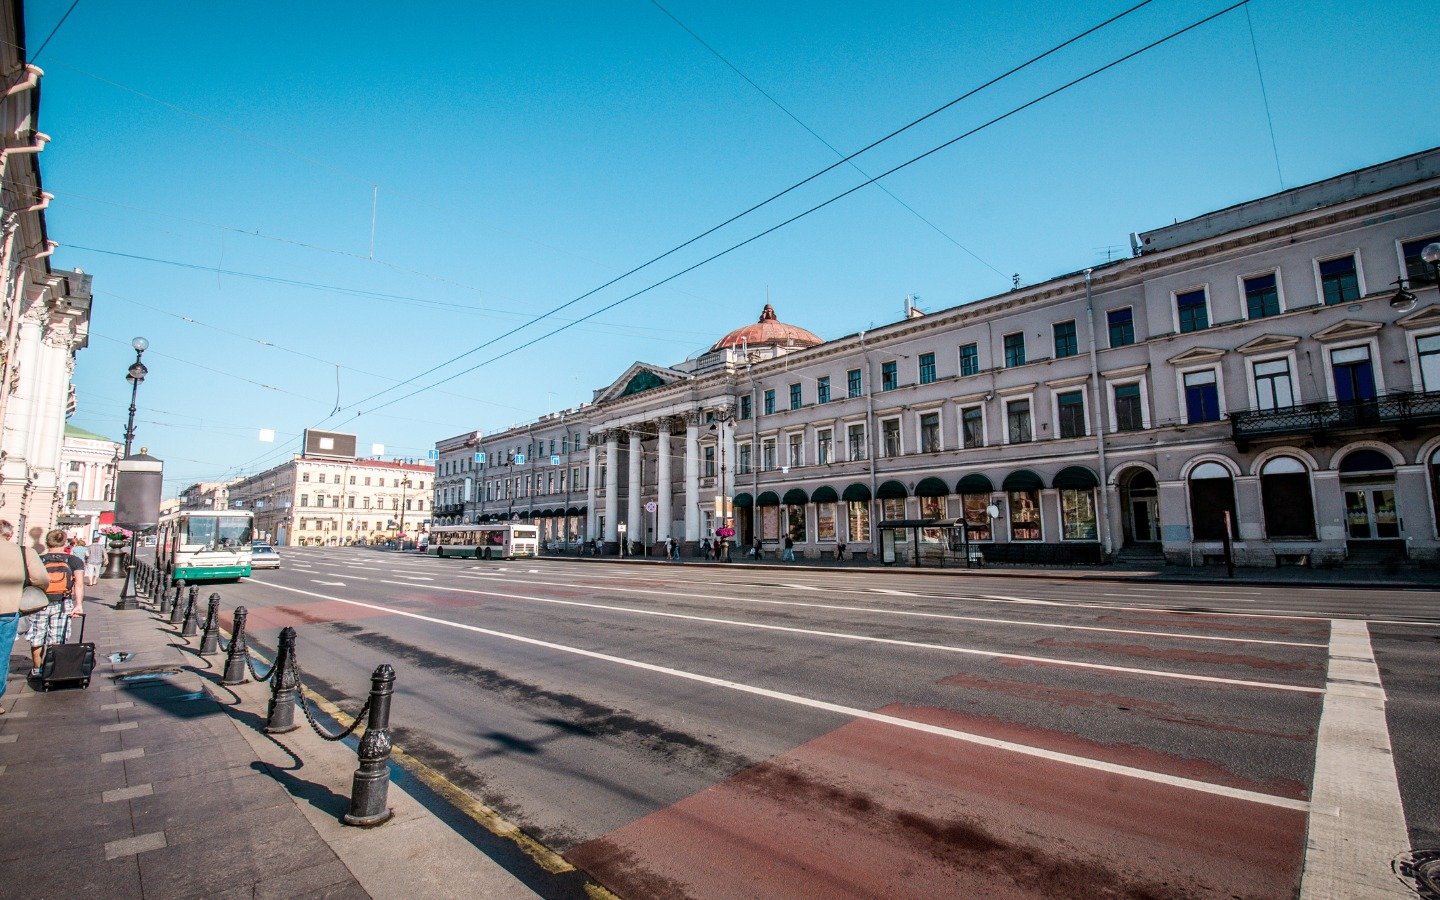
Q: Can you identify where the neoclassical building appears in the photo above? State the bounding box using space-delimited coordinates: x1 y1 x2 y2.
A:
435 147 1440 567
228 455 432 547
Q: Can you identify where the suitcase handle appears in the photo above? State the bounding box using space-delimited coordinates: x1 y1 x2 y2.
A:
61 611 85 645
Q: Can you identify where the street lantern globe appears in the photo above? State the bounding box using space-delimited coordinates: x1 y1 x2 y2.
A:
1389 277 1417 312
126 359 148 384
131 336 149 352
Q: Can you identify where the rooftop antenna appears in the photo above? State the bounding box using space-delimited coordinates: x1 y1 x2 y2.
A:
1011 274 1021 291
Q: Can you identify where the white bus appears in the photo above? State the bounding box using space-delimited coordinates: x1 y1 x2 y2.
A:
428 523 540 560
155 510 255 582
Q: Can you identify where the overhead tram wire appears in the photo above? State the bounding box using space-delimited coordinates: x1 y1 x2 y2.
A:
651 0 1009 281
340 0 1160 414
345 0 1251 423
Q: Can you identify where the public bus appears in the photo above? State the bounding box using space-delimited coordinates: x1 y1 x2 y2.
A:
155 510 255 582
427 523 540 559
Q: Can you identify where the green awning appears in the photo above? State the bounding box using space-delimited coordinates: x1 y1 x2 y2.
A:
876 480 908 499
732 492 754 508
1052 466 1099 489
841 483 871 502
810 486 839 503
1002 470 1044 492
757 491 780 506
956 473 994 493
566 506 583 516
915 477 950 497
782 488 809 505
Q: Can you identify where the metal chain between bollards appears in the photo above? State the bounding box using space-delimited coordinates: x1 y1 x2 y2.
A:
291 654 371 742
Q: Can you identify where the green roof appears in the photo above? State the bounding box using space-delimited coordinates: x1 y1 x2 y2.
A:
65 424 117 443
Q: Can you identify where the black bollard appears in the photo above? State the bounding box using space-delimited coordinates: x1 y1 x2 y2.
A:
199 594 221 656
158 577 173 615
220 606 249 685
263 627 299 734
342 664 396 827
169 581 189 625
180 587 200 638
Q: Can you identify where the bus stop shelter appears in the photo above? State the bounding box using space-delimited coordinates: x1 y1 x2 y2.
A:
877 518 980 568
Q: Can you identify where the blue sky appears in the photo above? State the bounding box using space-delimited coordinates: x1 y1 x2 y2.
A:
33 0 1435 493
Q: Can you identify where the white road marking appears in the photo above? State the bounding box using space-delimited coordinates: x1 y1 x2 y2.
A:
870 588 917 596
450 572 1322 647
1299 619 1411 898
253 580 1310 811
393 574 434 581
312 580 345 586
330 573 367 580
381 579 1319 693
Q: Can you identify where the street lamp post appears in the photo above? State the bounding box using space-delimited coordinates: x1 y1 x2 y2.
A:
122 337 149 458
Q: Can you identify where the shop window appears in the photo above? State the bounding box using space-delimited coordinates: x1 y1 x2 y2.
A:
960 493 991 541
847 502 870 543
1060 489 1097 541
1008 490 1041 541
786 505 806 542
1188 462 1236 540
817 504 837 541
1260 456 1315 539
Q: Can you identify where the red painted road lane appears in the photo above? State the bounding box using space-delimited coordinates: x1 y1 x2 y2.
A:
569 704 1307 899
221 601 391 632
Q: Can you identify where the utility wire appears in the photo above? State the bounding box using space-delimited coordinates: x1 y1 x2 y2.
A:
1244 3 1284 190
651 0 1009 280
342 0 1161 414
345 0 1249 423
30 0 80 62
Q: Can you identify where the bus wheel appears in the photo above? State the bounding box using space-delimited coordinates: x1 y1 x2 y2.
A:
483 548 492 561
436 548 444 559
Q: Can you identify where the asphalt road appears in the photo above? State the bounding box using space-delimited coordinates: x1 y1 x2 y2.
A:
219 548 1440 899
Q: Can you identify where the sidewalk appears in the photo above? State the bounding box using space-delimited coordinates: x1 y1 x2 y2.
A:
0 579 545 899
542 551 1440 590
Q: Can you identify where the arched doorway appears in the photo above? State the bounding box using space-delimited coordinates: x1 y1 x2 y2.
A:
1338 448 1399 542
1118 468 1159 546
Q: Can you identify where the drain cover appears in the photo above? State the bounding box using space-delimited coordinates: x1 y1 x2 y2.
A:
113 666 183 683
1394 850 1440 898
107 652 133 663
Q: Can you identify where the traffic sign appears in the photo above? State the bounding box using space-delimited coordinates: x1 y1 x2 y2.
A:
551 455 560 465
427 449 439 461
515 453 526 464
476 451 486 463
645 501 657 513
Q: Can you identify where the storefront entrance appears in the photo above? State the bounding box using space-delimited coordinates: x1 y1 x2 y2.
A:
1338 448 1401 545
1119 468 1160 546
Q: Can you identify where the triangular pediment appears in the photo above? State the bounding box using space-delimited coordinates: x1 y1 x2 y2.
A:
1167 346 1226 365
1312 319 1382 342
595 362 689 404
1236 333 1301 355
1397 303 1440 330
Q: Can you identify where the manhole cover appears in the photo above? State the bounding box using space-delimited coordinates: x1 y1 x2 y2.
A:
113 666 183 683
1394 850 1440 898
107 652 133 663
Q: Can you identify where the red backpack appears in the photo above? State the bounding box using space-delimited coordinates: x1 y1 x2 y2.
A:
41 554 73 600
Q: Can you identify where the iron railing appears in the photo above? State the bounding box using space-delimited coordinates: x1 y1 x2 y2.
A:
1230 389 1440 448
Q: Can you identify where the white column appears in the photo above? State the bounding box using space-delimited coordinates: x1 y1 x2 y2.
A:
684 415 700 543
723 421 737 502
627 430 643 547
656 421 672 542
585 444 598 541
603 434 619 543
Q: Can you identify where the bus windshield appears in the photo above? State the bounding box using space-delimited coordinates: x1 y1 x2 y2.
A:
183 516 253 550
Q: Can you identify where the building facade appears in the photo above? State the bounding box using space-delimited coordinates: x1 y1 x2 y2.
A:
56 423 119 539
228 456 432 546
177 480 236 512
436 147 1440 566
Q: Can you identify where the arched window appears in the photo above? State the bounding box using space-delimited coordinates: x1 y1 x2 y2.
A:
1260 456 1315 539
65 483 79 505
1188 461 1236 540
1430 447 1440 535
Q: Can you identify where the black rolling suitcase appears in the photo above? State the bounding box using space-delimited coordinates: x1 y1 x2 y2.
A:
41 613 95 691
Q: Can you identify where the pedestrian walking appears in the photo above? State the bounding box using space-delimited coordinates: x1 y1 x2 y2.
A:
782 535 795 562
31 530 84 678
751 538 761 559
835 541 846 562
670 539 681 561
0 520 47 714
85 534 104 585
700 538 711 559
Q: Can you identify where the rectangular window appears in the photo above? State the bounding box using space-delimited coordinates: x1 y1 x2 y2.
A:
761 439 776 471
1114 383 1143 432
1319 255 1360 305
1057 390 1086 438
961 406 984 448
1107 308 1134 347
299 494 308 508
1244 273 1281 319
1003 332 1025 368
1403 235 1440 285
704 446 716 477
1253 358 1295 410
786 505 806 543
919 412 940 452
882 499 906 540
847 368 863 397
817 503 837 541
1006 399 1032 443
816 429 832 465
817 376 830 404
881 361 898 391
788 434 803 467
961 492 992 541
882 419 901 457
790 382 802 410
763 390 775 415
918 352 936 385
1418 333 1440 392
1183 370 1221 423
1053 321 1078 359
1060 489 1098 541
959 342 979 376
1176 289 1208 333
847 501 870 543
348 496 355 508
740 395 752 420
847 423 866 460
1009 490 1041 541
738 444 752 475
1331 345 1377 402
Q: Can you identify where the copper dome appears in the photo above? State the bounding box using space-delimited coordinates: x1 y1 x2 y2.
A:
709 305 822 353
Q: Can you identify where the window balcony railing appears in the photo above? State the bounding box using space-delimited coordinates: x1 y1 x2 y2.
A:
434 503 465 516
1229 390 1440 449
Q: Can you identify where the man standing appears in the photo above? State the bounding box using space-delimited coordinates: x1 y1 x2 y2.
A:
782 534 795 562
30 530 84 677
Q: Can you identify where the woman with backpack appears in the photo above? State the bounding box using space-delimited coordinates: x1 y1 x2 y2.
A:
0 520 47 712
30 530 84 678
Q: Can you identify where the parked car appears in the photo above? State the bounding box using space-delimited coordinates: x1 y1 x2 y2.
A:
251 542 281 569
